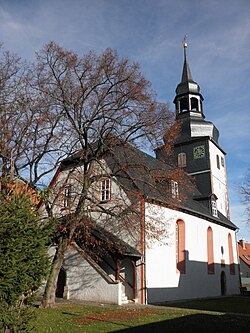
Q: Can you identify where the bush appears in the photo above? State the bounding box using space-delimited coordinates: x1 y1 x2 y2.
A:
0 190 51 332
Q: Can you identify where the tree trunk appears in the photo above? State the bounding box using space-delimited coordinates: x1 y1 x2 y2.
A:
42 237 68 308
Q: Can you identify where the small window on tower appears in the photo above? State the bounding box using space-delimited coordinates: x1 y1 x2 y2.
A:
100 178 111 203
216 155 220 169
178 153 187 168
191 97 199 111
221 156 225 167
180 97 189 112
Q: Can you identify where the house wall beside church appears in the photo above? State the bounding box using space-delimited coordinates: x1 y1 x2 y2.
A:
50 159 140 250
144 203 240 303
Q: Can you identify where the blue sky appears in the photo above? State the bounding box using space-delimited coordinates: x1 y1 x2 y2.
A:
1 0 250 240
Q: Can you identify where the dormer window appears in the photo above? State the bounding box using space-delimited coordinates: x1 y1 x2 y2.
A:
171 180 179 199
100 178 111 202
211 200 218 217
178 152 187 168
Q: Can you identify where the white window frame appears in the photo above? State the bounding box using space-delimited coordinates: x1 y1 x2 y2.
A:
211 200 218 217
178 152 187 168
63 185 72 208
171 180 179 199
100 178 111 202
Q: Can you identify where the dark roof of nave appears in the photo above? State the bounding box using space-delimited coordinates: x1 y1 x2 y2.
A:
61 139 237 230
106 143 236 230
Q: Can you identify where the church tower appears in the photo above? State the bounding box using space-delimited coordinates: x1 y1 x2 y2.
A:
173 38 230 219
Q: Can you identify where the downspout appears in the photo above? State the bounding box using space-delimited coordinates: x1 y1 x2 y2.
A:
140 197 146 304
235 230 242 290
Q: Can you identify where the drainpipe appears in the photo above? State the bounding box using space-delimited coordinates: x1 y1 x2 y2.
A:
140 197 146 304
235 231 242 290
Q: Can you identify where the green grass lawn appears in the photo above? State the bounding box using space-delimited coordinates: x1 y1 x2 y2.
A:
30 297 250 333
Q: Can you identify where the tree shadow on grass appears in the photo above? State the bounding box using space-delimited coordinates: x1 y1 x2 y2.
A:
109 313 250 333
161 296 250 315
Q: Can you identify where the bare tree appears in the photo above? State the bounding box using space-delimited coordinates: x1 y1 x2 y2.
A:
32 42 192 307
241 168 250 222
0 42 190 307
0 44 68 190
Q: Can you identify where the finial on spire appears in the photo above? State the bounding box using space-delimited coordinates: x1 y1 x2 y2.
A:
182 35 188 61
182 35 188 49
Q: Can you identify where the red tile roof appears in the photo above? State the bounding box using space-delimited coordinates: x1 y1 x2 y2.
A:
238 240 250 267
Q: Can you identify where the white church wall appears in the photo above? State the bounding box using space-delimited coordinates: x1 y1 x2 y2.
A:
145 203 240 303
63 245 122 304
208 141 229 217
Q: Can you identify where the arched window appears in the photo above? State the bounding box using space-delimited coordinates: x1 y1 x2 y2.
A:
56 268 67 298
180 97 189 112
191 97 199 111
228 233 235 275
176 220 186 274
207 227 214 274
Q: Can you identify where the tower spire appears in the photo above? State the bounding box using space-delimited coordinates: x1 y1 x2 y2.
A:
174 37 204 120
181 35 193 83
182 35 188 61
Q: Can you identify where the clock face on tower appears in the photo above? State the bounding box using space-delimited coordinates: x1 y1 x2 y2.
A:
193 145 205 159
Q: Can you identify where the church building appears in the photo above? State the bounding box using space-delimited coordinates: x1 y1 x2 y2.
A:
48 42 240 305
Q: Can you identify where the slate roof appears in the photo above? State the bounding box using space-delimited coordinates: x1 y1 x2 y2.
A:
107 143 237 230
91 224 142 258
174 117 220 146
59 213 142 258
62 139 237 231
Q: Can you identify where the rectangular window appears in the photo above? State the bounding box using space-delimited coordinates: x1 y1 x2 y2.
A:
178 152 187 168
63 185 72 208
221 156 225 167
100 179 111 202
216 155 220 169
211 200 218 217
171 180 179 198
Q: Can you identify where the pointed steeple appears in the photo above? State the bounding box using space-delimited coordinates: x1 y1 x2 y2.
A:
173 37 219 144
175 37 200 96
181 36 193 83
